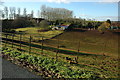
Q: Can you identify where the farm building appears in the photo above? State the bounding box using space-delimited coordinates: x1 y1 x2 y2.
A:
52 25 69 30
110 22 120 29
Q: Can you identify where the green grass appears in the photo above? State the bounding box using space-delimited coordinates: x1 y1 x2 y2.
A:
15 27 63 40
3 27 119 57
2 41 119 78
2 47 103 78
15 27 39 32
13 27 118 57
43 30 119 57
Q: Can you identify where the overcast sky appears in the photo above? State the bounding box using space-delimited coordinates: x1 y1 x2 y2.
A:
1 0 119 21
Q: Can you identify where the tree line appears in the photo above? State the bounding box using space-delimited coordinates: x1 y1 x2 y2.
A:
2 5 73 20
2 5 113 33
2 7 34 19
41 5 73 20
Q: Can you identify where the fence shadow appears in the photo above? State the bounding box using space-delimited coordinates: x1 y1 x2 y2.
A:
2 37 104 57
66 28 87 32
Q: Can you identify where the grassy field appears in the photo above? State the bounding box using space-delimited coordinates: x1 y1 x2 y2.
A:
2 41 119 78
15 27 63 40
43 29 119 57
9 27 119 57
2 27 119 78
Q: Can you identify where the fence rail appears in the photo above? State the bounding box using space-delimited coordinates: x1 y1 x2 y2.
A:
2 32 110 64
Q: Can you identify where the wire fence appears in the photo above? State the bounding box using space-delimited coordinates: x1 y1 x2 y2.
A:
2 32 78 63
2 32 117 64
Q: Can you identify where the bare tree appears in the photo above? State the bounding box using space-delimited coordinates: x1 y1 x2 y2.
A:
2 12 5 19
17 8 21 17
37 10 40 18
0 10 2 19
9 7 14 19
31 10 34 18
4 7 8 19
23 8 27 17
13 7 16 19
40 5 73 20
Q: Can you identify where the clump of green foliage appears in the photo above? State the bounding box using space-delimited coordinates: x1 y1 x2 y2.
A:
38 20 50 30
2 47 101 78
98 19 111 34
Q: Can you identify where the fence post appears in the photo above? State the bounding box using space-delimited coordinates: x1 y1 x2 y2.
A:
29 35 32 54
76 40 80 64
11 34 14 48
103 42 106 56
56 37 59 62
41 37 43 54
5 34 8 47
19 34 22 50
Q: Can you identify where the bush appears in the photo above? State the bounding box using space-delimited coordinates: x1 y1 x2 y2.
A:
2 47 101 78
39 20 49 30
12 17 33 28
98 21 110 33
2 19 13 31
87 22 93 29
67 24 75 30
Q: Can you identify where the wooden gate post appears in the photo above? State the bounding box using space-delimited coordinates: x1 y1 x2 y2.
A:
41 37 43 54
19 34 22 50
29 35 32 54
76 40 80 64
103 42 106 56
5 34 8 47
56 37 59 62
11 34 14 48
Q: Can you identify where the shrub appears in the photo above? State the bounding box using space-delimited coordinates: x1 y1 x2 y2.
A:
38 20 49 30
98 21 110 33
2 47 101 78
